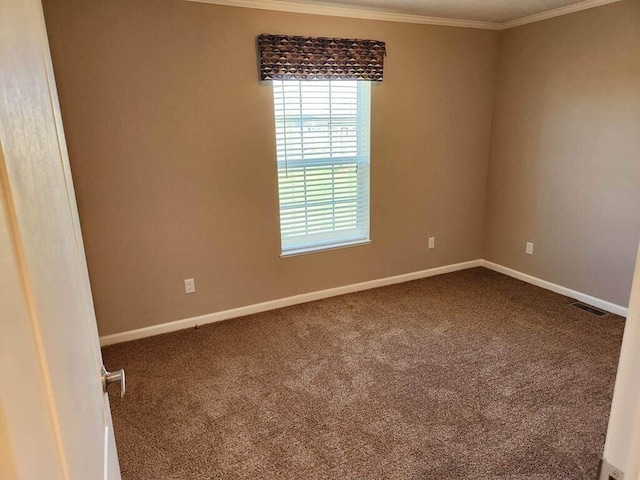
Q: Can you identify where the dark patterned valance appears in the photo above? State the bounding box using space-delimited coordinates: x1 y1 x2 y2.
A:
257 34 386 82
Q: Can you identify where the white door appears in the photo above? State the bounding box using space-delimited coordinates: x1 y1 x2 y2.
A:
0 0 122 479
600 242 640 480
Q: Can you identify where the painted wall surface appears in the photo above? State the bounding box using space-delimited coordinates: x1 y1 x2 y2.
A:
484 0 640 307
42 0 500 336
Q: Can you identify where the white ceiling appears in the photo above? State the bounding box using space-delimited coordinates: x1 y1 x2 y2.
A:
260 0 596 23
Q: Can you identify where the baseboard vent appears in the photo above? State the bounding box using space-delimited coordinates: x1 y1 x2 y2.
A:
571 301 608 316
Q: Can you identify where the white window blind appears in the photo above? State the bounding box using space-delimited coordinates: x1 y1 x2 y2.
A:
273 80 371 255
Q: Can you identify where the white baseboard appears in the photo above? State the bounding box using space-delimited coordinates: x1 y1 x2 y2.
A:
481 260 628 317
100 258 628 346
99 259 482 346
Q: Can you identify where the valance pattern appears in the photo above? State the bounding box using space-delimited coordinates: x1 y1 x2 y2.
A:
257 34 386 81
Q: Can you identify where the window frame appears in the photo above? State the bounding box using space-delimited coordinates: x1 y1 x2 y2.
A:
271 79 372 257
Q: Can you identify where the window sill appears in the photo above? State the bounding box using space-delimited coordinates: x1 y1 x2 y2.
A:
280 239 371 258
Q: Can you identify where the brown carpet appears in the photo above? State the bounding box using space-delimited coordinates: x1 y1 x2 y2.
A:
103 267 625 479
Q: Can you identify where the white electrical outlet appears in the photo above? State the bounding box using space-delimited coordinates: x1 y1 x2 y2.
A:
184 278 195 294
526 242 534 255
428 237 435 249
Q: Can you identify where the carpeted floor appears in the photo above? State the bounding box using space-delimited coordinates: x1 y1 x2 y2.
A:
103 267 625 479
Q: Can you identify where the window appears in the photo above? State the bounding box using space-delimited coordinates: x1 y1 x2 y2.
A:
272 80 371 256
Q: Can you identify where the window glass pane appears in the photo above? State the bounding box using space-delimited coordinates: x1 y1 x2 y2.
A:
272 80 371 255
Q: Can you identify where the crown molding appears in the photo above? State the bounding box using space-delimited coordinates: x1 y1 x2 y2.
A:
186 0 502 30
186 0 624 30
501 0 623 29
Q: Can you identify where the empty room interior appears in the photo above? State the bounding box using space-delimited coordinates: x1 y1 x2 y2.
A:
11 0 640 478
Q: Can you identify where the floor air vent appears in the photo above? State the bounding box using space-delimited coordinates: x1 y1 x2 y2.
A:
571 302 608 316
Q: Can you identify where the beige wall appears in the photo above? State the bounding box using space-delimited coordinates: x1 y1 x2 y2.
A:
484 0 640 307
42 0 640 336
42 0 500 336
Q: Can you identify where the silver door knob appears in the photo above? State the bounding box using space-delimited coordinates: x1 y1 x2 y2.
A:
101 366 126 398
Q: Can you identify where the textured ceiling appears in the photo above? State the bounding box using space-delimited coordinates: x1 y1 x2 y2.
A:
271 0 590 23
